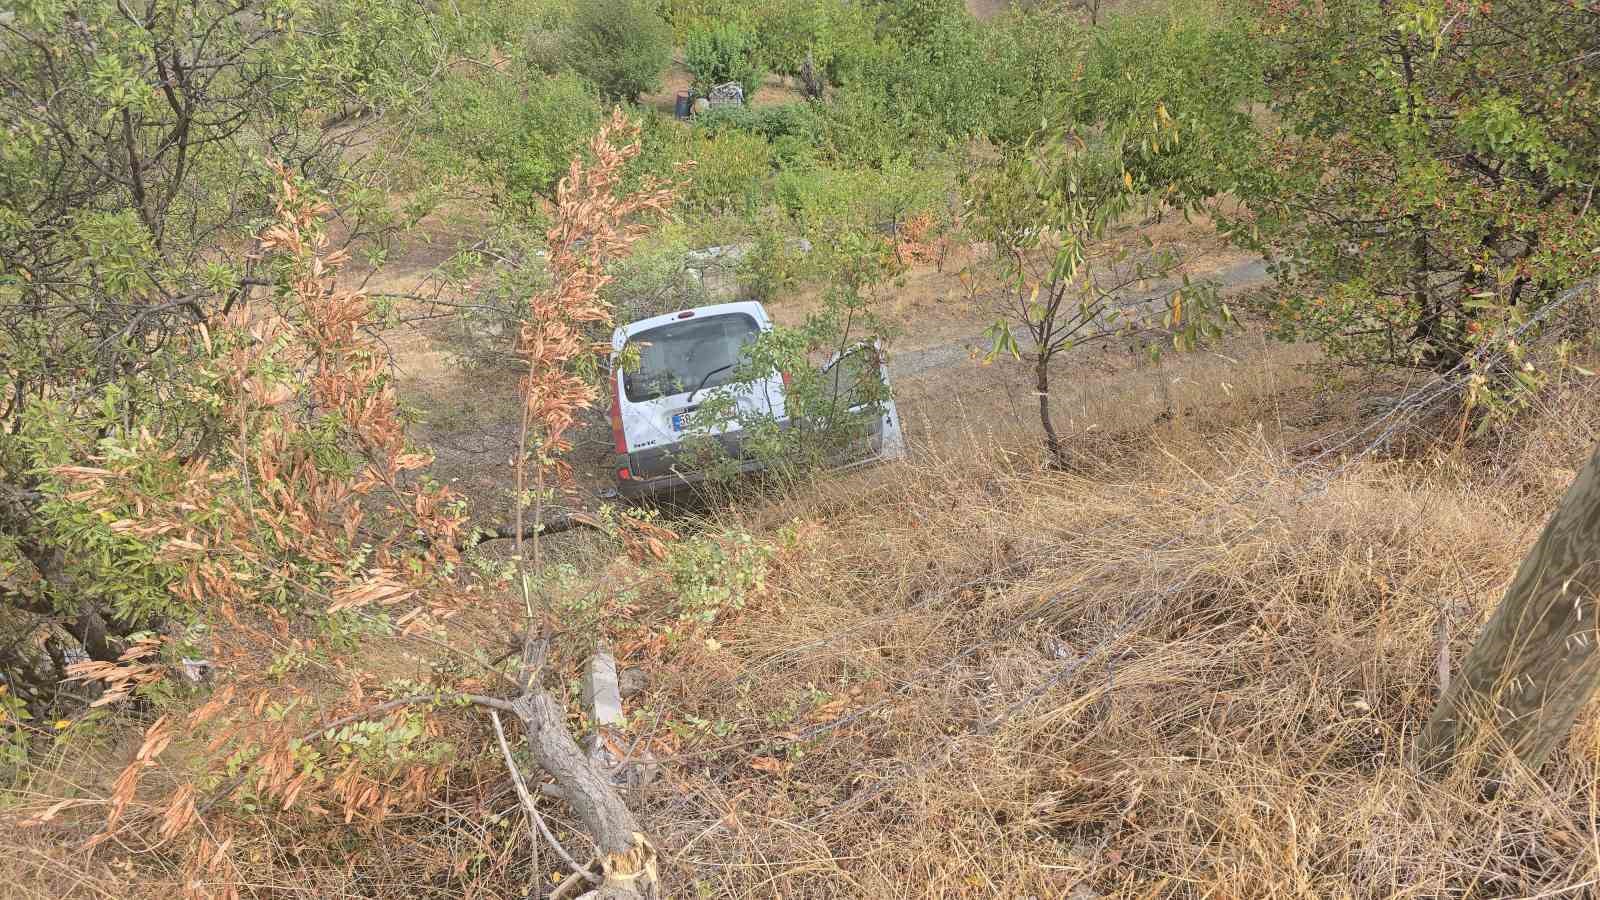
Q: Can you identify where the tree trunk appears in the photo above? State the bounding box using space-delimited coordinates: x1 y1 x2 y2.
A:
512 692 659 898
1418 441 1600 776
1035 355 1062 466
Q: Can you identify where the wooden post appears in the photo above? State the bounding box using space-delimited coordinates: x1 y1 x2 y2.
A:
1418 441 1600 776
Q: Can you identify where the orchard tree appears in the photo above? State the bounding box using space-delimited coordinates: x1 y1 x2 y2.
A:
748 0 876 98
0 0 446 701
965 131 1227 465
420 68 603 216
1232 0 1600 378
684 20 766 99
560 0 673 102
962 27 1239 466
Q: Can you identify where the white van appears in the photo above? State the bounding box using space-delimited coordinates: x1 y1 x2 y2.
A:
607 300 904 498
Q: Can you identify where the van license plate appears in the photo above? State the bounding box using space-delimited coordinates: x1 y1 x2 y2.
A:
671 413 684 432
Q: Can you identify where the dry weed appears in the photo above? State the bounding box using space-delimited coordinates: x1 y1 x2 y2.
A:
13 330 1600 898
630 392 1600 898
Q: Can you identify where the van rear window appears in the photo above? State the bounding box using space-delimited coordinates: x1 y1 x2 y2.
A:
622 313 761 402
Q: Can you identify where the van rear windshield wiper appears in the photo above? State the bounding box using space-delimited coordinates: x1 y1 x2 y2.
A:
687 364 734 402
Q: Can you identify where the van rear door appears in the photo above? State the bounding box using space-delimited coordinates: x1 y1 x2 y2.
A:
819 340 905 467
613 308 786 481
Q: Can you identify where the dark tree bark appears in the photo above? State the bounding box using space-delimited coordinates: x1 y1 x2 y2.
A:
1419 441 1600 775
798 50 825 101
1035 354 1063 467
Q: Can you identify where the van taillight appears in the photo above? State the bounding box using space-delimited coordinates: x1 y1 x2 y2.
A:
781 370 792 390
609 375 627 454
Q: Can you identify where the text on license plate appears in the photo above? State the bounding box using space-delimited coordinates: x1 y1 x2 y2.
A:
671 413 684 432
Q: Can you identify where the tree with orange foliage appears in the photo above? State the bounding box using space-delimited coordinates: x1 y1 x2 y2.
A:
25 111 680 900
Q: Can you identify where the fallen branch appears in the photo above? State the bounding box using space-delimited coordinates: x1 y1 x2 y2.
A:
504 692 660 898
491 709 594 888
458 510 605 550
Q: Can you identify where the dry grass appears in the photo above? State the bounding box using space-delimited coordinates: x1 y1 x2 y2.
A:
614 372 1600 898
12 303 1600 897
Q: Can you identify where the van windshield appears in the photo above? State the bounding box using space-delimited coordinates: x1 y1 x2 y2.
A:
623 313 761 402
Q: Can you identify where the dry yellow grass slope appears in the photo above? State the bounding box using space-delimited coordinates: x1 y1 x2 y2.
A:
10 332 1600 898
618 372 1600 898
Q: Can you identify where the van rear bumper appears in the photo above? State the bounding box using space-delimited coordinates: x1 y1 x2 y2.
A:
614 429 775 498
614 455 772 499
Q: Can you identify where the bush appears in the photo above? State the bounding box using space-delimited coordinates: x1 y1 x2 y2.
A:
740 0 880 91
421 68 602 215
774 167 864 225
877 0 970 50
982 6 1084 145
560 0 673 100
685 21 765 98
603 226 709 323
683 129 773 214
737 220 804 303
696 103 823 170
660 0 752 41
775 162 950 234
814 82 927 167
784 9 1013 160
697 103 820 144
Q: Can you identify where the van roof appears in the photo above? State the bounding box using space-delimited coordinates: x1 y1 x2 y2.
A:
613 301 769 348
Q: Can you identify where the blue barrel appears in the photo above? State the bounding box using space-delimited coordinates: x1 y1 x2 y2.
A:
674 91 691 120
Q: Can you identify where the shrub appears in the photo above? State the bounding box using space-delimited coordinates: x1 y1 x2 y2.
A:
662 527 773 627
661 0 752 41
560 0 673 100
737 220 804 303
749 0 829 77
685 21 765 98
421 68 602 214
683 129 773 214
775 161 951 237
814 83 923 167
603 226 709 323
774 167 865 225
809 0 1030 150
877 0 970 50
696 103 823 170
697 102 820 144
622 106 694 190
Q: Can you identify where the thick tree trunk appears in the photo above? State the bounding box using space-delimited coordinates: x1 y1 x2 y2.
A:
512 692 659 898
1418 441 1600 775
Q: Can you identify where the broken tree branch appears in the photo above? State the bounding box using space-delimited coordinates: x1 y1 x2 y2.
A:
490 708 597 888
507 691 660 899
457 510 606 550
